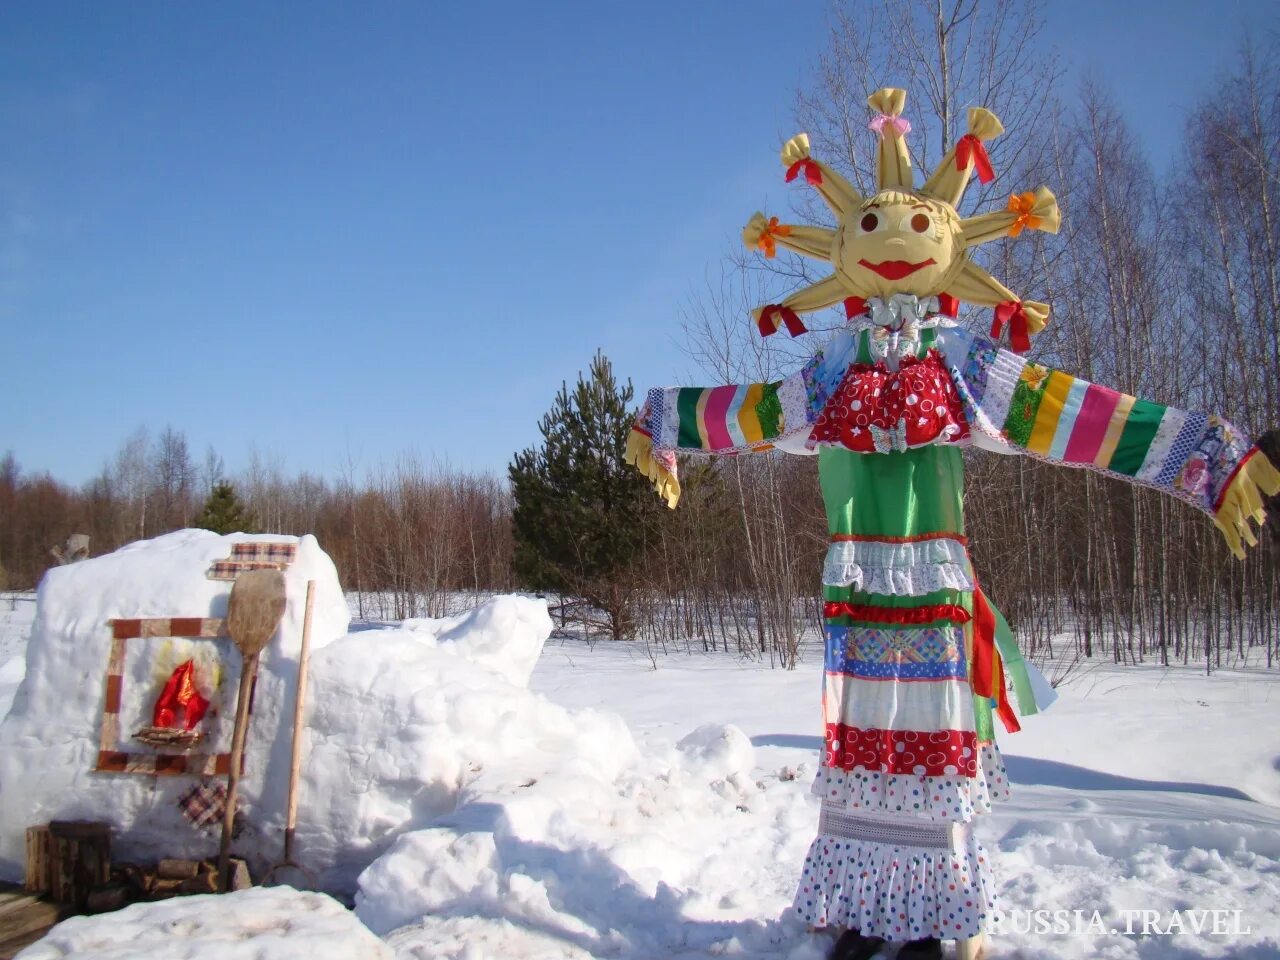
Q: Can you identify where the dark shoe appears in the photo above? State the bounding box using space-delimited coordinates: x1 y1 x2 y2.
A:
829 928 888 960
896 937 943 960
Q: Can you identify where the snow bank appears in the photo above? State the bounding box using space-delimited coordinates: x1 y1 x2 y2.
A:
0 530 570 895
353 718 818 958
298 598 615 891
0 531 349 880
15 887 390 959
0 654 23 721
399 599 551 688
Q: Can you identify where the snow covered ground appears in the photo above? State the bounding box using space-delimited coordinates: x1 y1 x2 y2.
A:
2 586 1279 959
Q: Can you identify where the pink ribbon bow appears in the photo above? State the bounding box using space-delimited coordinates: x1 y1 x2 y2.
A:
868 114 911 137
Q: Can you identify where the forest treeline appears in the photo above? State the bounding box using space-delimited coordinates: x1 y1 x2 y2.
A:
3 2 1278 670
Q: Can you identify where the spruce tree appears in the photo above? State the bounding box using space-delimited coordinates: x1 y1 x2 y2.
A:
194 481 257 535
509 351 656 640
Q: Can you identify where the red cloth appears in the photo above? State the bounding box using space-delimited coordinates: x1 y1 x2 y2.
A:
152 660 209 731
823 602 971 625
991 301 1032 353
824 724 978 776
955 134 995 183
785 158 823 185
808 350 971 452
757 304 807 338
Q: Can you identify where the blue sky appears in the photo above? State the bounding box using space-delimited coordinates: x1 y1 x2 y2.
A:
2 1 1274 486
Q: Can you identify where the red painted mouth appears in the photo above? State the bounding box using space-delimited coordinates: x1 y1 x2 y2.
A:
858 258 937 280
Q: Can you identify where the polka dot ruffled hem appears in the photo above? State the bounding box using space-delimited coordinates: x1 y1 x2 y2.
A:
793 830 995 939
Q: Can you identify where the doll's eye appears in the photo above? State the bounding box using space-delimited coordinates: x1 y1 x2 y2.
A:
911 212 931 233
859 212 880 232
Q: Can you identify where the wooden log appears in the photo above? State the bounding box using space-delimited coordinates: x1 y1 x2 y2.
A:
155 859 199 881
46 822 110 910
22 827 50 894
85 883 129 914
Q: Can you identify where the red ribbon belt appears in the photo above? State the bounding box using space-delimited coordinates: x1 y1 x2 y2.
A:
758 304 807 337
785 158 823 186
823 602 971 625
955 134 995 184
991 300 1032 353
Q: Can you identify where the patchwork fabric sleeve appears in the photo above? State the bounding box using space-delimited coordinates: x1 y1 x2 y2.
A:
625 364 820 508
938 328 1280 558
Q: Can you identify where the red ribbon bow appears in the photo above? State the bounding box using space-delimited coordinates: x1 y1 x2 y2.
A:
842 297 868 320
991 300 1032 353
758 304 807 338
784 158 823 186
936 293 959 318
955 133 995 184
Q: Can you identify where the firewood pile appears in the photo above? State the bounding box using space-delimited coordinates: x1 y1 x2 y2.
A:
25 823 251 916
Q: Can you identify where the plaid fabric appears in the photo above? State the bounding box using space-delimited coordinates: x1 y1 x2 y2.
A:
207 542 296 581
176 781 244 836
231 541 297 563
96 618 234 779
208 560 287 581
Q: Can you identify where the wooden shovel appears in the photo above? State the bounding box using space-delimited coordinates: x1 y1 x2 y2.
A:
218 568 287 892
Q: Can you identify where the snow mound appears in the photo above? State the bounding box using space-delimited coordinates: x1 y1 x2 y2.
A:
15 887 390 959
0 654 23 721
400 596 552 687
300 600 626 891
353 719 819 958
677 722 756 786
0 531 348 879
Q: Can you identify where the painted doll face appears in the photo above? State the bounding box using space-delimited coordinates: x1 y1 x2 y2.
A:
833 192 962 299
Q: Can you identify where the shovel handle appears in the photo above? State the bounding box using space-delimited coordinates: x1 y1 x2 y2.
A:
285 581 316 836
218 651 259 891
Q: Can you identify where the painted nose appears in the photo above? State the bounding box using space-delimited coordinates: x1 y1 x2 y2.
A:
885 237 907 247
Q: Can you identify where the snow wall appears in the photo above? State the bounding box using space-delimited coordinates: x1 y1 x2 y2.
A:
0 529 570 895
0 531 350 880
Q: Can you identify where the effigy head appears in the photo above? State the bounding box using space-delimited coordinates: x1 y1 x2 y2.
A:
743 86 1062 352
832 189 963 299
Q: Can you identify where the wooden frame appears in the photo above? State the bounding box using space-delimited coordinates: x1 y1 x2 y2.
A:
95 617 234 777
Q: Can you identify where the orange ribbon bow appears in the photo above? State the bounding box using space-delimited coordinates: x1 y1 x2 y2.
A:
784 158 823 186
1007 192 1042 237
757 217 792 259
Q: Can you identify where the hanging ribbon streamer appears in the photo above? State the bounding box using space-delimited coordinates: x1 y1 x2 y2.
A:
757 304 807 338
970 590 1020 734
955 133 995 183
784 158 823 186
868 114 911 137
992 300 1032 353
1006 191 1042 237
970 591 996 699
